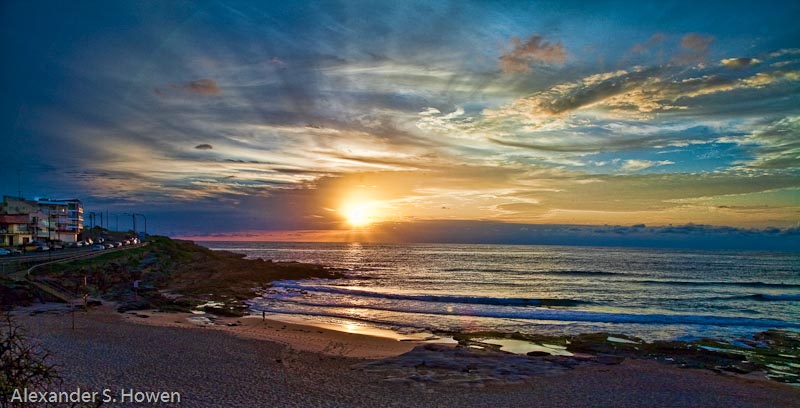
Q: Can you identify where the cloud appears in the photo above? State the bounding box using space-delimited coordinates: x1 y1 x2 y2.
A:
156 79 222 97
185 79 221 95
620 159 674 172
491 174 800 228
350 220 800 250
734 116 800 170
488 133 673 153
767 48 800 59
721 57 761 69
5 0 800 241
496 202 541 213
499 35 566 74
479 52 800 132
675 33 714 64
631 33 667 54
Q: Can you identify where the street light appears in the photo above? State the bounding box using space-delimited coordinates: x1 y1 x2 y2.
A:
47 207 52 242
121 212 147 240
134 213 147 240
121 213 136 236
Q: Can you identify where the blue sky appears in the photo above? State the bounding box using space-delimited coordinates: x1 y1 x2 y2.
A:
1 1 798 242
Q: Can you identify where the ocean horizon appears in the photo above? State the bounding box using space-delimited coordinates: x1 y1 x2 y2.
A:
200 241 800 342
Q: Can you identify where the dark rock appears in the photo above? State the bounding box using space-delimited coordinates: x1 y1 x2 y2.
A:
723 364 756 374
527 351 550 357
116 299 151 313
202 305 245 317
597 354 625 365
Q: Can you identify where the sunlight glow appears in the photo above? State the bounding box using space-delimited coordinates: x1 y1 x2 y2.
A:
343 202 375 227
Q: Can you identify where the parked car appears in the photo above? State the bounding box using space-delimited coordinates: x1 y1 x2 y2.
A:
23 243 40 252
50 242 64 250
91 245 104 251
103 243 114 249
8 248 21 256
0 248 10 256
122 240 130 245
113 242 123 248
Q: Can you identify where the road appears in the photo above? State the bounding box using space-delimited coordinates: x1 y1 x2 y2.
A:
1 243 147 304
0 244 146 279
1 246 97 264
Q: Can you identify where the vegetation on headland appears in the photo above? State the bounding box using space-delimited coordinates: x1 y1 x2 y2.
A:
1 235 344 316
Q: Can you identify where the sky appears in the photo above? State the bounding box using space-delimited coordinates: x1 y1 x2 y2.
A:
1 1 799 247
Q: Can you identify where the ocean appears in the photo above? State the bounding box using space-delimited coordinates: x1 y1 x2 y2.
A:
199 242 800 341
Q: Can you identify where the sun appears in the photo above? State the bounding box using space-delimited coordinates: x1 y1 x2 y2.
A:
343 203 374 228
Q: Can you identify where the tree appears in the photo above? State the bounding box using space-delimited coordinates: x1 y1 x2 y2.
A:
0 312 59 407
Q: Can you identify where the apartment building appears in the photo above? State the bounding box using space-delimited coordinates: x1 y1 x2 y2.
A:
0 196 84 246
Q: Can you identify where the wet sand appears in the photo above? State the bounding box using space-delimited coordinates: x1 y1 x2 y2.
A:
14 305 800 408
119 308 425 359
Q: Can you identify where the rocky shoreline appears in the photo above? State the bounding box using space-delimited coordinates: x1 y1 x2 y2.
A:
1 236 345 316
448 330 800 385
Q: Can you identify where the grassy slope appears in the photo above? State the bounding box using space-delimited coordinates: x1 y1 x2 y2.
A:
9 236 343 315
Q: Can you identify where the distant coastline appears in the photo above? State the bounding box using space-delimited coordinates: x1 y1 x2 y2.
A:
179 221 800 251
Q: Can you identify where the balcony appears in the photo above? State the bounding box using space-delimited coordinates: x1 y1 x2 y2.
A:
0 230 31 235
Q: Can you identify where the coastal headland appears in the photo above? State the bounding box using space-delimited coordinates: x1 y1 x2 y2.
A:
3 237 799 407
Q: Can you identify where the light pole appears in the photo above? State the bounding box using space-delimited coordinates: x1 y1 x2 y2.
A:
126 213 136 237
133 213 147 240
121 213 146 239
46 207 51 243
139 213 147 239
47 207 52 260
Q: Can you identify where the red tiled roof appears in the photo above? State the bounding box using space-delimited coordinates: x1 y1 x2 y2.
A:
0 214 29 224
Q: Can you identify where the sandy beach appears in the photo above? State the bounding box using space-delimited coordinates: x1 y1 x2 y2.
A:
12 305 800 408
